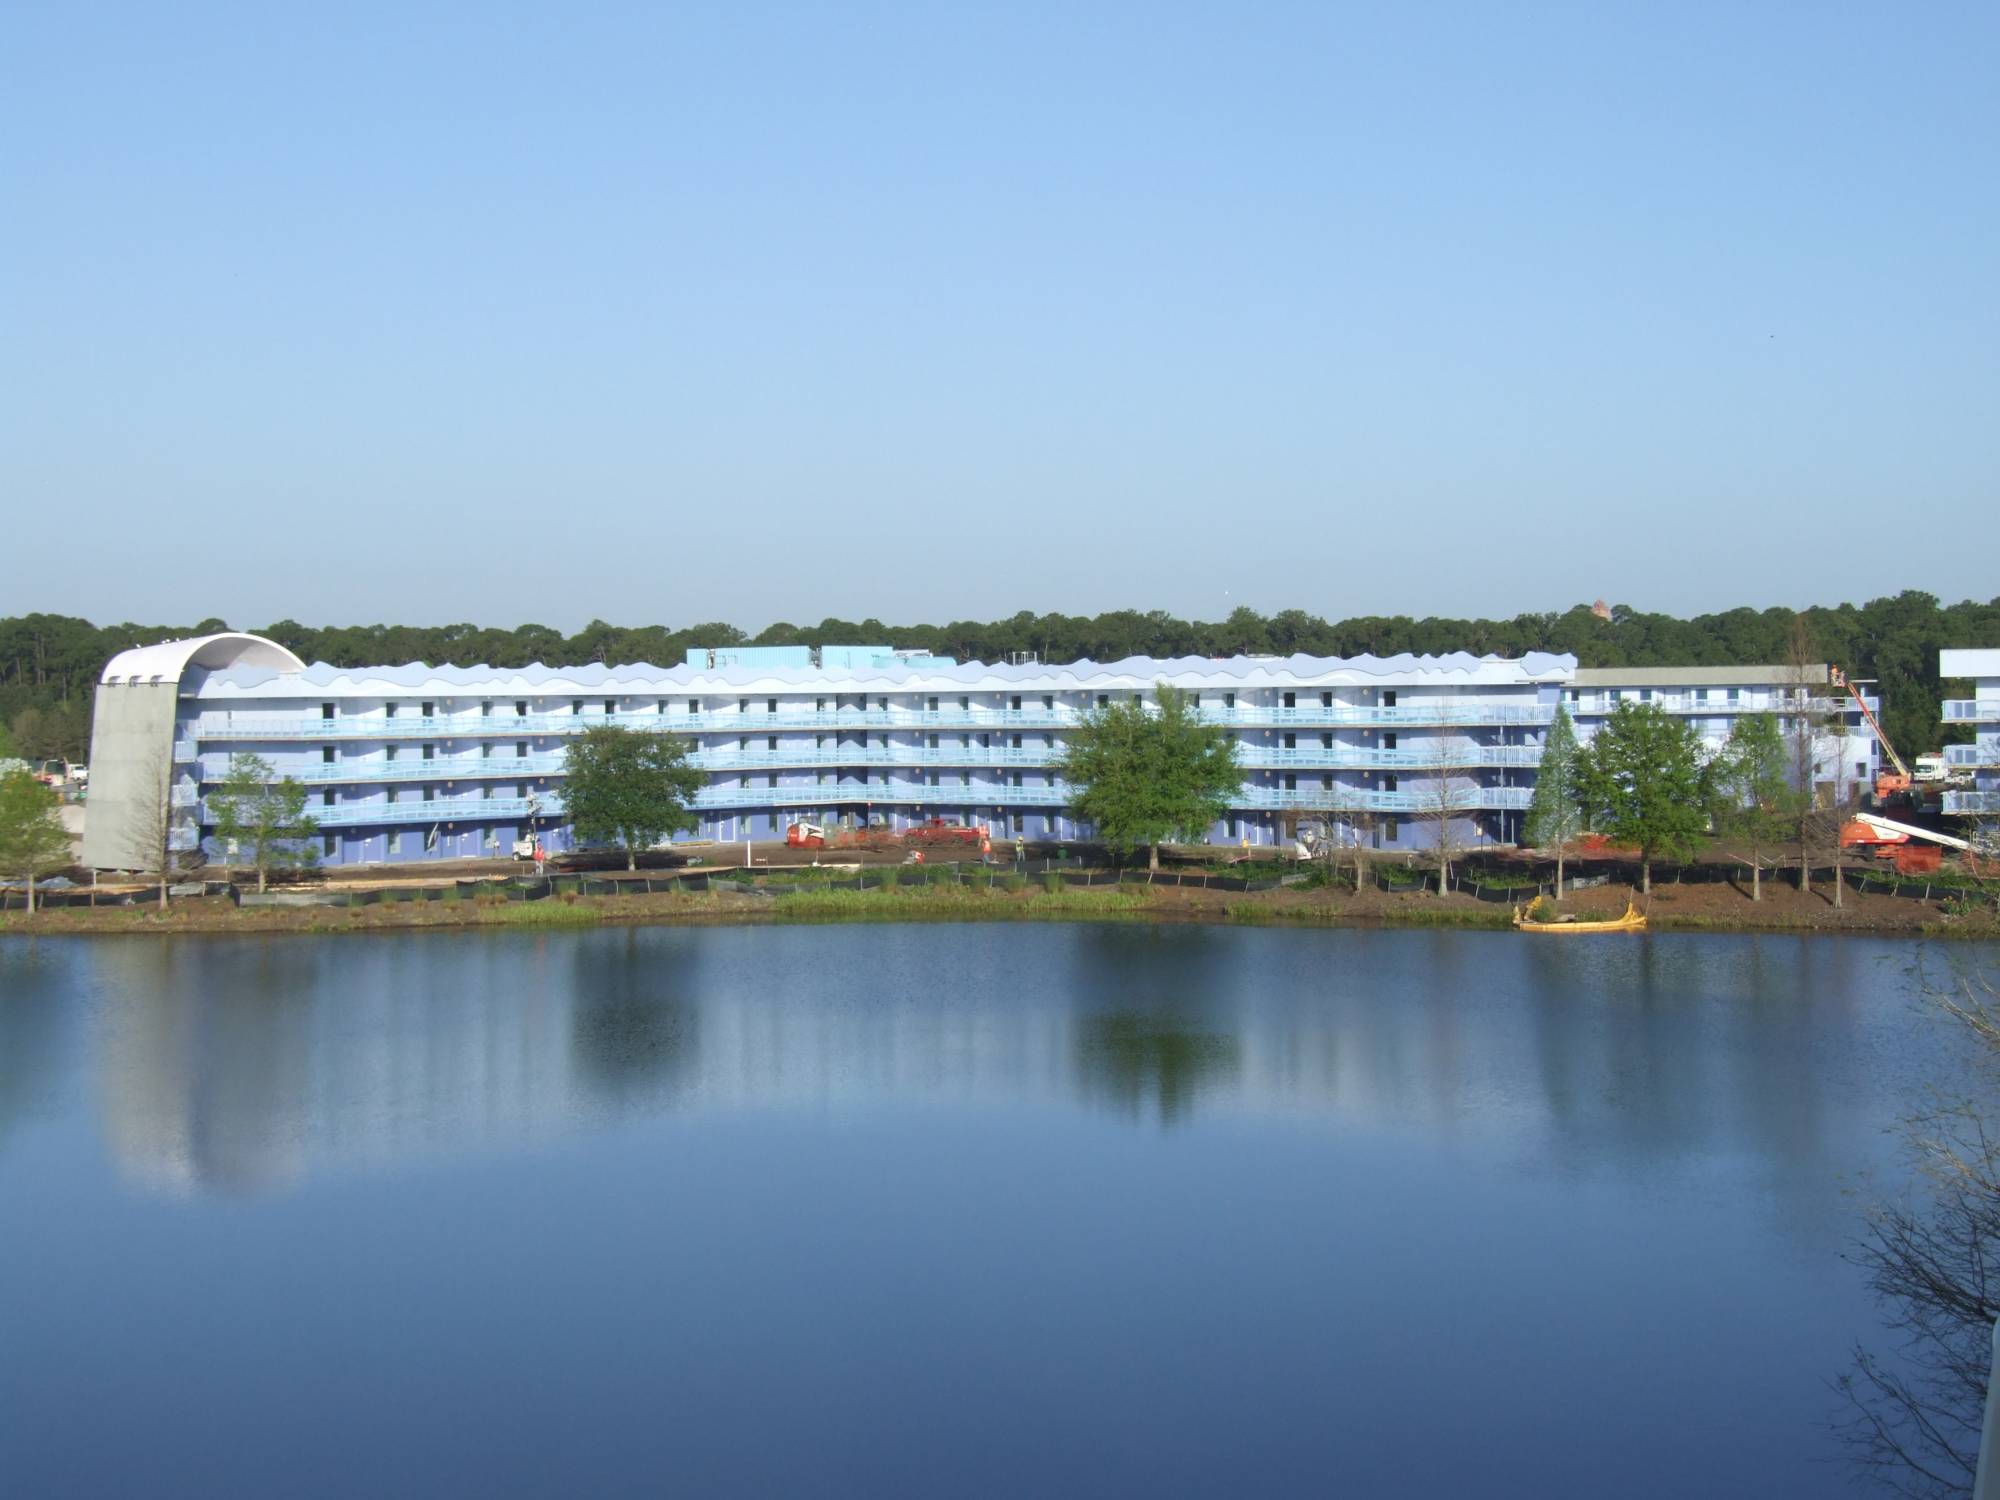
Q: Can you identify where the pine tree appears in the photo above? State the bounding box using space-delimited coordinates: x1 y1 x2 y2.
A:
1524 704 1584 896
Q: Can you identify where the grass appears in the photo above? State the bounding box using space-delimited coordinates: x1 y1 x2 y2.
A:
771 883 1152 923
470 900 605 927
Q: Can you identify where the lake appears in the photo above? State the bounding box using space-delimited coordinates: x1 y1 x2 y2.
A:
1 925 1987 1497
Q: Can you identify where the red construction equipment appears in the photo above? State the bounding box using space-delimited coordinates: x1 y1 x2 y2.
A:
1841 812 1967 875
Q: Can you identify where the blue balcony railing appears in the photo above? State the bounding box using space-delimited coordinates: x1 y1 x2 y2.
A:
1943 790 2000 815
1944 701 2000 724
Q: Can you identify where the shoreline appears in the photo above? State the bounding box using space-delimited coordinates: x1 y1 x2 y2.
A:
5 876 1996 940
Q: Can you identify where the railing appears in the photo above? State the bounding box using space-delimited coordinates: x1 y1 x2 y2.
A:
1944 700 2000 723
1943 790 2000 815
1946 743 2000 768
207 778 1536 826
264 741 1550 785
1569 694 1862 717
189 700 1564 741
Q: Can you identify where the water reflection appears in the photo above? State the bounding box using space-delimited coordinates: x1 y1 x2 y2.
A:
0 927 1973 1200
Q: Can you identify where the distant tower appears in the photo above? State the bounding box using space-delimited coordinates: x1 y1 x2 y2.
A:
1590 599 1613 621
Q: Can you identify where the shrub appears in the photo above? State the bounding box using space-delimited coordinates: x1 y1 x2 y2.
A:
1525 894 1559 923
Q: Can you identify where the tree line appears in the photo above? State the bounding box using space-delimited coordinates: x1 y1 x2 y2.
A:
5 590 1996 764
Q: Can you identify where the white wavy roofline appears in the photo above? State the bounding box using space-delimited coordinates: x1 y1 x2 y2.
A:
195 650 1579 696
101 632 307 685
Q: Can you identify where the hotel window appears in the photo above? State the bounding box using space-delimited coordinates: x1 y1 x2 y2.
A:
515 742 528 758
1384 732 1397 749
1322 691 1333 708
1728 688 1741 705
959 696 970 711
1011 772 1022 788
1566 689 1578 703
1694 689 1709 704
768 775 777 790
1224 692 1236 709
1384 819 1398 842
422 744 434 761
515 700 528 716
1042 695 1054 711
959 733 970 749
422 701 435 717
816 734 826 750
739 776 749 789
1284 774 1297 791
1283 733 1295 749
386 746 399 762
388 787 399 804
321 702 335 720
1320 733 1332 750
322 789 334 807
1384 774 1398 792
767 698 777 714
738 698 748 714
323 833 336 857
876 698 888 711
739 736 749 751
1640 689 1653 703
959 771 970 786
605 699 616 716
481 700 493 717
929 772 939 788
391 831 404 854
1322 775 1332 792
927 696 939 712
1383 691 1397 707
1011 733 1022 749
423 787 435 802
482 786 492 800
686 699 699 714
1097 694 1109 708
385 702 398 720
767 735 778 752
322 745 335 763
927 733 938 749
816 697 827 712
573 699 585 715
1011 695 1023 711
481 743 492 759
656 699 667 714
1011 814 1023 834
1283 692 1296 708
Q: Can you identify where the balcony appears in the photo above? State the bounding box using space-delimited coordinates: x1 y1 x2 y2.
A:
215 795 554 829
1943 790 2000 815
1944 701 2000 724
189 699 1563 743
1568 694 1861 718
1946 743 2000 768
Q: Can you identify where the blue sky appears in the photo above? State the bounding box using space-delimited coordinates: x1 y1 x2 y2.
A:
3 1 1994 630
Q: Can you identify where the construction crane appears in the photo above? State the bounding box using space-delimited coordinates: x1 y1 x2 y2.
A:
1830 667 1914 804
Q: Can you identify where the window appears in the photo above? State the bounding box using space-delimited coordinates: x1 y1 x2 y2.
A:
1384 732 1397 750
422 701 435 717
322 789 334 807
385 702 398 720
1011 733 1022 749
686 699 699 714
481 700 493 717
321 702 335 720
657 699 667 714
739 775 749 789
481 743 492 759
391 831 404 854
1694 689 1709 704
816 697 826 712
927 696 939 712
1322 691 1333 708
1321 775 1332 791
515 700 528 716
959 696 970 711
1283 691 1296 708
959 771 969 787
1011 772 1022 787
1640 689 1654 703
1728 688 1741 705
515 741 528 758
386 745 399 763
1011 814 1023 834
767 698 778 714
1383 691 1397 708
739 736 749 751
739 698 749 714
483 785 492 800
1283 732 1296 749
1224 692 1236 709
1566 689 1578 703
323 833 336 857
877 697 888 711
605 699 616 716
1042 695 1053 711
927 733 938 749
322 745 335 763
1284 774 1297 791
485 829 499 849
1384 819 1398 842
1321 733 1332 750
422 744 434 761
423 787 435 802
1011 695 1023 711
1097 694 1109 708
1384 774 1398 792
573 699 585 715
768 775 778 790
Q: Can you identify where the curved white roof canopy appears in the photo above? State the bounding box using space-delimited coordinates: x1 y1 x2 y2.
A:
99 632 306 686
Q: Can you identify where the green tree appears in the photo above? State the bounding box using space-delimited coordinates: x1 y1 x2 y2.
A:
208 753 319 892
1524 704 1585 896
1056 683 1240 870
1582 702 1711 896
1711 711 1790 902
0 768 73 914
561 726 704 870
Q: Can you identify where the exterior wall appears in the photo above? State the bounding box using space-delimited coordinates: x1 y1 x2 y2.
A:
1941 650 2000 816
78 681 196 870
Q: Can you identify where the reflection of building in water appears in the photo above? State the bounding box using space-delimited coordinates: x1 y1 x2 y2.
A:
85 925 1869 1206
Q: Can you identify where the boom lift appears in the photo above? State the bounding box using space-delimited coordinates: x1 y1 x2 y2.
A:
1829 667 1915 806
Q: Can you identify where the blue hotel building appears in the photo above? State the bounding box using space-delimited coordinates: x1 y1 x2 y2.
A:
78 632 1880 871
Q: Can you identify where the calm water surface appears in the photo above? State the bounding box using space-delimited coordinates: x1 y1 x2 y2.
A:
1 925 1987 1497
